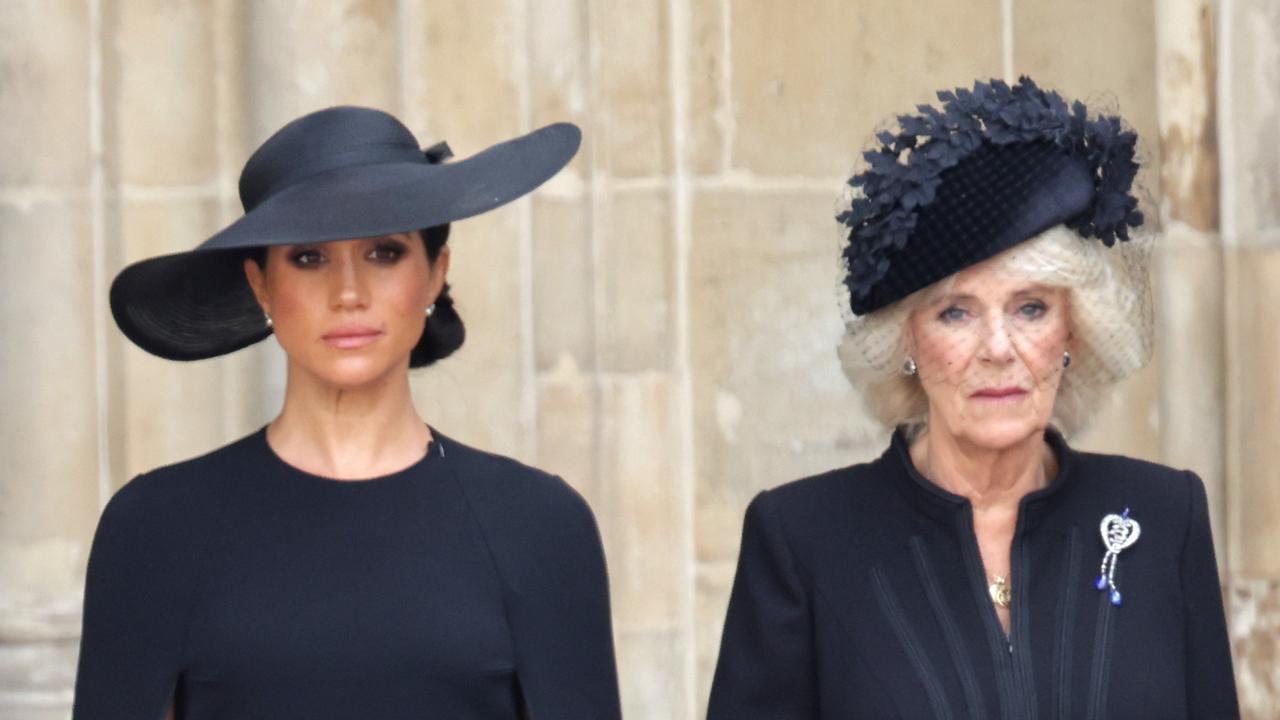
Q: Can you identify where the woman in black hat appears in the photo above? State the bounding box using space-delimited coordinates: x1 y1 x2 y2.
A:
707 78 1239 719
73 107 621 720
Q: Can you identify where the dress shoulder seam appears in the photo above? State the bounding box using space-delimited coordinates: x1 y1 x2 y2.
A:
436 442 521 662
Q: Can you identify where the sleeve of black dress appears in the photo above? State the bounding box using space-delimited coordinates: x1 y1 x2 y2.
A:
707 490 816 719
1178 471 1240 718
494 476 621 720
72 474 199 719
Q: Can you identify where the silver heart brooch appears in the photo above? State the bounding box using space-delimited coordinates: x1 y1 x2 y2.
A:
1095 507 1141 606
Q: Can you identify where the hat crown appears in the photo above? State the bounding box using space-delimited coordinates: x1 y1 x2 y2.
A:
838 77 1143 315
238 106 424 211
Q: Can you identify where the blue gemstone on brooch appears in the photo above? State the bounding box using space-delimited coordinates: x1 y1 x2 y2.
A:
1096 508 1140 607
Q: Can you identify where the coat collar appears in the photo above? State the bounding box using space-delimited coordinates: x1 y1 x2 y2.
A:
884 425 1077 528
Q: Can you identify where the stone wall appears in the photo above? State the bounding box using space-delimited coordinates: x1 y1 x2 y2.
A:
0 1 1275 718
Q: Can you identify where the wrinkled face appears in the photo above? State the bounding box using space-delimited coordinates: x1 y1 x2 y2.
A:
907 254 1072 450
243 233 448 389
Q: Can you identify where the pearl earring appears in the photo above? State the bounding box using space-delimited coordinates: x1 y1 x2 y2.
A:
425 303 436 318
902 356 918 376
264 312 273 329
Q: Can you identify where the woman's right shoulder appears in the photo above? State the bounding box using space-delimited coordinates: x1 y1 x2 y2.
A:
743 450 899 549
101 431 263 526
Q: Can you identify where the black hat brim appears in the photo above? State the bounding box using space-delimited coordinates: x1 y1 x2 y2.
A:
111 122 580 361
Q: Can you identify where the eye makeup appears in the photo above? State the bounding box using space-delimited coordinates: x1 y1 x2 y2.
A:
283 238 412 269
368 239 409 263
288 246 325 268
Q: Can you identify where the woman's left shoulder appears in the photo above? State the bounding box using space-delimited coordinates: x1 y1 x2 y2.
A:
1068 448 1204 516
435 431 595 527
433 432 606 591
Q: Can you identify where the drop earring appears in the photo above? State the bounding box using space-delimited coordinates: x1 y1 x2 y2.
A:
425 303 436 318
902 356 917 376
1062 350 1071 369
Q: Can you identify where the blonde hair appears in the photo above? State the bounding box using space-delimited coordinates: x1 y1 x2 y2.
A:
837 225 1154 437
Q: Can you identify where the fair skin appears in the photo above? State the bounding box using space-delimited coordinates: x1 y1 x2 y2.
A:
905 252 1071 634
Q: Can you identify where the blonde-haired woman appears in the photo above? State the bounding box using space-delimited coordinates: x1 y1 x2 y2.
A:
707 78 1239 719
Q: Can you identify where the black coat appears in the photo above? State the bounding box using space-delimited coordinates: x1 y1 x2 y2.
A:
708 428 1239 719
73 427 621 720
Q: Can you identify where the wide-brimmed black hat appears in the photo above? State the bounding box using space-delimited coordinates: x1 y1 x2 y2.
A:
839 77 1144 315
111 105 581 360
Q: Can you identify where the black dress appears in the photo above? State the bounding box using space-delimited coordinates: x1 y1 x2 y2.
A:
707 428 1239 719
72 427 621 720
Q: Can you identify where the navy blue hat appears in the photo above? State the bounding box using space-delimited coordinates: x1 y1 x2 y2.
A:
839 77 1143 316
110 106 581 360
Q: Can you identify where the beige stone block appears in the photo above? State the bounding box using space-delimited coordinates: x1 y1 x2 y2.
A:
695 560 736 719
1013 0 1162 197
216 342 284 439
410 204 532 462
0 546 85 716
0 200 99 715
589 0 671 178
1229 578 1280 719
0 703 73 720
122 349 227 478
108 0 218 186
0 692 74 720
536 374 600 510
0 547 83 642
0 0 91 186
0 199 101 545
728 0 1002 178
1153 241 1227 548
533 196 594 372
212 0 250 199
1070 362 1161 461
528 0 591 181
0 637 78 691
616 628 688 720
0 636 79 720
1224 0 1280 240
244 0 399 145
686 0 728 175
1226 247 1280 577
597 376 687 631
690 189 883 562
403 0 523 151
1155 0 1218 234
118 196 223 268
597 190 674 372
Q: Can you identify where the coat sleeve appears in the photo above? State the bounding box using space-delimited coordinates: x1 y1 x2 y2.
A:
471 470 621 720
512 482 621 719
72 474 199 719
1179 470 1240 718
707 490 817 719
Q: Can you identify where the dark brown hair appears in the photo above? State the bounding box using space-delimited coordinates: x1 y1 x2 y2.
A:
410 224 464 368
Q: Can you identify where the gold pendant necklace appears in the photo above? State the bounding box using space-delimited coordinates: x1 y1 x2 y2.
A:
988 576 1011 608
